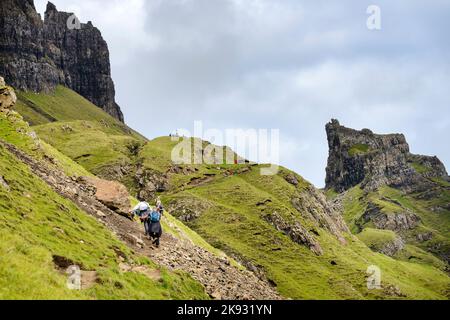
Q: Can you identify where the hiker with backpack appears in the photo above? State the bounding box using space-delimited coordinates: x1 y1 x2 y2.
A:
148 205 163 247
130 199 164 247
130 201 152 236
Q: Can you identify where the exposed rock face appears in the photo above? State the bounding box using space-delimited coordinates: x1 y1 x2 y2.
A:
0 0 124 122
263 212 323 256
0 76 17 110
135 166 169 200
325 119 448 192
358 202 421 232
379 236 405 257
78 176 131 218
291 185 349 245
416 232 433 243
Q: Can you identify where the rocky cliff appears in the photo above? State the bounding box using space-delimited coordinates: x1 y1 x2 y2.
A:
0 0 124 122
325 119 448 192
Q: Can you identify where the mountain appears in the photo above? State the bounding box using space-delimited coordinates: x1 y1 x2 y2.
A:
325 119 449 193
0 77 205 299
0 0 123 122
3 79 448 299
0 77 280 299
1 1 449 300
325 119 450 264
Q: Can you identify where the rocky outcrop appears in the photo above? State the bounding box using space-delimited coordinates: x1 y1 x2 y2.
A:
0 76 17 111
77 176 131 218
0 0 124 121
416 232 433 243
358 202 421 232
263 212 323 256
135 166 169 200
291 185 349 245
325 119 448 192
166 195 214 222
379 237 405 257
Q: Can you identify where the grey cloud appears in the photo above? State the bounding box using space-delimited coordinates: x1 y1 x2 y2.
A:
36 0 450 186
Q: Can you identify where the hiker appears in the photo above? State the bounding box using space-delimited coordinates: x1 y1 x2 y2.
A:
147 206 163 247
156 197 164 213
130 201 151 236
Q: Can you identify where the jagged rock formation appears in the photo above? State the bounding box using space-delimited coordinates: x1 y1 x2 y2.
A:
358 203 421 232
325 119 448 192
262 212 324 255
135 166 169 200
0 0 124 122
326 120 450 264
291 185 349 245
0 76 17 111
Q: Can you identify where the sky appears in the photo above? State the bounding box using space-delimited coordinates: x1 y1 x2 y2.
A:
35 0 450 187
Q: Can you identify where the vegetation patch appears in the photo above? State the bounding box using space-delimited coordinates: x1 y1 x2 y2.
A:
410 162 431 174
357 228 397 251
348 144 370 157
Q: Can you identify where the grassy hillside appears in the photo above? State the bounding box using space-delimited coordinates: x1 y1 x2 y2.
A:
12 86 450 300
16 86 146 187
134 137 450 299
162 167 449 299
341 184 450 267
0 144 207 300
0 105 208 300
16 86 143 139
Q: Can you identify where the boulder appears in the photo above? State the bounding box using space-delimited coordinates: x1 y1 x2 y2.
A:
0 79 17 110
379 237 405 256
285 174 299 186
79 176 130 217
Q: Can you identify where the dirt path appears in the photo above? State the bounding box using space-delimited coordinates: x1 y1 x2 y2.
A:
1 140 281 300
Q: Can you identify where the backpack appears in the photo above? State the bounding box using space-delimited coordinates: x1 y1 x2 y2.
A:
150 211 161 222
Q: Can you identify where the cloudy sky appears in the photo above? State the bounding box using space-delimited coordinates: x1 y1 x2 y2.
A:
35 0 450 187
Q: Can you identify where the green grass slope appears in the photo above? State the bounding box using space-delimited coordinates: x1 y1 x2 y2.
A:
16 86 146 186
0 144 207 300
341 184 450 266
120 135 450 299
16 86 143 139
12 86 450 300
163 167 449 299
0 88 211 299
